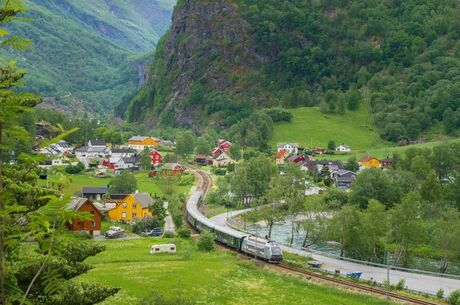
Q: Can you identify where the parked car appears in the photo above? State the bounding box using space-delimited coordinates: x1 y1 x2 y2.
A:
105 226 125 239
146 227 163 237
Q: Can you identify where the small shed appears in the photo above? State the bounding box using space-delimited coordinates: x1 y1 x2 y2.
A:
150 244 176 254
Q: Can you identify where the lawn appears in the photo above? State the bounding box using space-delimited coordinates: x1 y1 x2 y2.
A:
272 106 381 152
77 238 395 305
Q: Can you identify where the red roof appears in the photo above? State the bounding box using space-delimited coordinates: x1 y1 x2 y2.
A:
276 149 288 159
194 154 208 159
360 155 378 162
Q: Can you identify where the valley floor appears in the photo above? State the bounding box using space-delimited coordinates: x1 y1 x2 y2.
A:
77 238 395 305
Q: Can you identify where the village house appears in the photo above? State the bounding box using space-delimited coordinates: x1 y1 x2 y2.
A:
331 170 356 189
194 155 209 166
380 157 393 169
359 156 381 170
275 149 289 165
211 139 232 158
111 148 137 158
162 163 185 176
81 187 109 201
88 139 107 148
213 151 235 167
150 149 162 166
128 136 161 150
301 160 344 174
336 144 351 153
277 143 299 155
160 140 174 147
39 140 74 156
75 145 111 159
285 154 306 165
107 193 154 222
102 156 139 171
313 147 326 155
66 198 102 236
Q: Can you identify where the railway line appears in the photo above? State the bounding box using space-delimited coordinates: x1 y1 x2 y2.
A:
186 165 443 305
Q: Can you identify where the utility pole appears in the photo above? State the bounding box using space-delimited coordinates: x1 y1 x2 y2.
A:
386 250 390 299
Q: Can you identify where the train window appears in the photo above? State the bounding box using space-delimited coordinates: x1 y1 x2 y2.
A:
271 247 282 255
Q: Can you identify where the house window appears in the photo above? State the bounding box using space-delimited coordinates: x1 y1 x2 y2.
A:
91 221 96 228
122 203 127 209
132 203 137 209
121 212 127 218
132 213 137 219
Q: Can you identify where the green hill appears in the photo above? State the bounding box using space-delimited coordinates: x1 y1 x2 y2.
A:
272 106 380 152
126 0 460 141
3 0 175 112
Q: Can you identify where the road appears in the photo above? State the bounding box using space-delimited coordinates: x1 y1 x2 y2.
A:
211 210 460 296
163 201 176 233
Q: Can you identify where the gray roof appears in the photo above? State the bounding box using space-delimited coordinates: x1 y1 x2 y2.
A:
161 140 174 146
89 139 106 146
112 148 136 154
82 187 109 195
132 192 154 208
277 143 299 148
75 146 109 153
122 157 138 164
285 154 299 162
67 197 89 211
129 136 150 141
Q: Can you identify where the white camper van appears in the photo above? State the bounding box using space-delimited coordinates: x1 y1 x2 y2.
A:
150 244 176 254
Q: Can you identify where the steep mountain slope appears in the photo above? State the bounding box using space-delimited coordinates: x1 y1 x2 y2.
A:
126 0 460 141
3 0 175 112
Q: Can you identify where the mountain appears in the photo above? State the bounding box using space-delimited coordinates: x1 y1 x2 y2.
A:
3 0 175 112
126 0 460 141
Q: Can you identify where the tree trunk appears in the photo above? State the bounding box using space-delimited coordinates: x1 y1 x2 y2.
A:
0 121 5 305
267 220 273 239
340 237 344 258
440 251 448 273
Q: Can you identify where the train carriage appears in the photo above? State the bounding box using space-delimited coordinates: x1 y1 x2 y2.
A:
214 225 247 250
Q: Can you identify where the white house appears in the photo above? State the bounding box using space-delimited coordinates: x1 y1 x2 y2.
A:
213 151 235 167
75 146 111 158
276 143 299 155
336 144 351 153
111 148 137 158
39 140 74 156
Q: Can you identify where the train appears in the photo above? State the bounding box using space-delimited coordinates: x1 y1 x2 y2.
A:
186 189 283 263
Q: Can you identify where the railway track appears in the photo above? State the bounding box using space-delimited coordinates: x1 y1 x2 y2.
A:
187 164 441 305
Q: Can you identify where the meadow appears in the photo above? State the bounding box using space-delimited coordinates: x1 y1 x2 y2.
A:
77 238 395 305
273 106 460 161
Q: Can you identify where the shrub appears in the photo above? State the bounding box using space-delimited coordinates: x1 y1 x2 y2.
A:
132 216 164 234
163 231 176 238
263 107 293 122
449 290 460 305
437 289 444 300
395 279 405 290
64 162 85 174
45 282 120 305
177 227 192 239
197 232 215 252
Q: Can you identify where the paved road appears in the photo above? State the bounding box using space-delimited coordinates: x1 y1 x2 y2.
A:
163 202 176 233
211 210 460 296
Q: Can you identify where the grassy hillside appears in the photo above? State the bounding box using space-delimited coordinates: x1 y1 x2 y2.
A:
273 106 460 160
77 238 394 305
272 106 381 152
2 0 175 112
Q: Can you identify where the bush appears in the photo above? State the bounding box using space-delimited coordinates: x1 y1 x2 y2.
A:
163 231 176 238
197 232 215 252
177 227 192 239
64 162 84 174
395 279 405 290
449 290 460 305
263 107 293 122
132 216 164 234
44 282 120 305
437 289 444 300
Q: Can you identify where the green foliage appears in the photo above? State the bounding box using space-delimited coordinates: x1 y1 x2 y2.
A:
65 162 85 174
163 231 176 238
449 290 460 305
132 216 165 234
109 171 138 194
177 227 192 239
175 130 196 156
263 108 293 122
139 291 196 305
437 289 445 300
197 232 215 252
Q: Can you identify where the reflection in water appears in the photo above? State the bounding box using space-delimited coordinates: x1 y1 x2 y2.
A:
245 219 460 275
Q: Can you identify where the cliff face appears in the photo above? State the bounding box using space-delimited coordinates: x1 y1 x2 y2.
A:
128 0 264 129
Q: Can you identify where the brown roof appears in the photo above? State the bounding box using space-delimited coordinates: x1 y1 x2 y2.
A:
360 155 378 162
276 149 288 159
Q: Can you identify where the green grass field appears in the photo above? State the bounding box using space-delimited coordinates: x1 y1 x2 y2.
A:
77 238 394 305
273 106 460 161
272 106 381 152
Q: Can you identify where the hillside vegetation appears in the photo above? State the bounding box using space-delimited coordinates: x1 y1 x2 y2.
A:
3 0 175 111
127 0 460 141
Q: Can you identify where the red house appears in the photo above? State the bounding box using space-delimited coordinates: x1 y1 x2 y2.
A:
162 163 185 176
66 198 102 236
211 147 224 158
218 139 232 152
313 148 325 155
150 149 162 166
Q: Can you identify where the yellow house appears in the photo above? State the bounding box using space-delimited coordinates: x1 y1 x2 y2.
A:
107 193 154 221
128 136 161 150
275 149 289 165
359 156 381 170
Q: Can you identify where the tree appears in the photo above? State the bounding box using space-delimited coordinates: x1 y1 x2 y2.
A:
431 209 460 273
109 171 137 194
430 145 456 183
420 172 443 217
345 157 359 172
175 131 196 157
229 143 241 161
197 232 215 252
389 192 424 267
327 140 336 151
346 87 361 111
195 136 212 155
409 155 431 181
298 197 327 248
139 147 153 170
361 200 387 262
